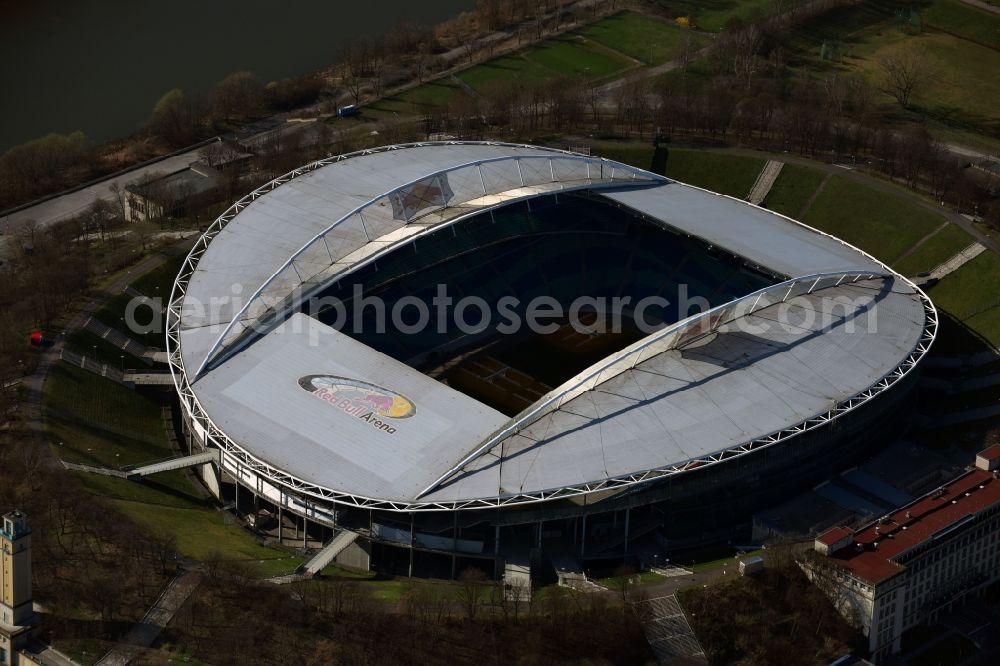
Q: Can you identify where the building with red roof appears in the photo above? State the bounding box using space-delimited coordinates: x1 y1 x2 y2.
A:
807 449 1000 661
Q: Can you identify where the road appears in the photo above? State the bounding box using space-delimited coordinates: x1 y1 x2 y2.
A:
2 149 200 233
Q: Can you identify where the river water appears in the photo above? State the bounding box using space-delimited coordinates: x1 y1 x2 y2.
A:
0 0 472 151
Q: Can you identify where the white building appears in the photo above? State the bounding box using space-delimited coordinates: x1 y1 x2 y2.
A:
809 445 1000 662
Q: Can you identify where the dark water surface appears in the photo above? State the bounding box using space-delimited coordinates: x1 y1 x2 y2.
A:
0 0 472 150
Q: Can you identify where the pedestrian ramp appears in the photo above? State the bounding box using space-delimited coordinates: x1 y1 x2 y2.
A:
125 450 218 478
124 371 174 385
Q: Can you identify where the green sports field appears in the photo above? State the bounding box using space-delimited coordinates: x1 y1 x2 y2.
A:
576 11 708 64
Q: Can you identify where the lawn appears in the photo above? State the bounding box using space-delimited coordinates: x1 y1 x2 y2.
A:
592 145 655 170
44 362 166 457
44 361 301 577
762 163 827 218
689 548 766 573
964 306 1000 348
800 175 945 264
368 33 633 117
926 249 1000 318
664 149 766 198
94 284 166 349
593 570 669 587
521 35 634 79
110 500 305 576
654 0 803 32
575 11 708 64
859 32 1000 137
787 1 1000 138
458 54 554 89
921 0 1000 50
892 222 975 276
43 362 197 505
130 251 187 299
592 146 766 197
926 249 1000 345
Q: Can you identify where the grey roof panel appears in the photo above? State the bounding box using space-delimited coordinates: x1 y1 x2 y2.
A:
600 183 885 278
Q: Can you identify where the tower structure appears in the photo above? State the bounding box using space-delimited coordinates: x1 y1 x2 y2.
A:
0 511 32 665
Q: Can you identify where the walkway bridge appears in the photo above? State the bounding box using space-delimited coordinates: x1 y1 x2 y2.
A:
125 450 219 479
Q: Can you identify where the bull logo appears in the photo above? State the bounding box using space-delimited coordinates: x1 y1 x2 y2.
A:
298 375 416 423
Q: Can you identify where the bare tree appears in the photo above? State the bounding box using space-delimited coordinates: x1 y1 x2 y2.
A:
878 48 934 109
456 567 488 620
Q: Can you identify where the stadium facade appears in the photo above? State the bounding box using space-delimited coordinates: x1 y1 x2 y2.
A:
166 142 937 578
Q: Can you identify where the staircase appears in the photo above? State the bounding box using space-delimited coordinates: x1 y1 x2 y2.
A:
297 530 359 576
747 160 784 205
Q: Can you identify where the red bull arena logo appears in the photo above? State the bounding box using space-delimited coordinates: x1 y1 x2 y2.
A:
298 375 416 434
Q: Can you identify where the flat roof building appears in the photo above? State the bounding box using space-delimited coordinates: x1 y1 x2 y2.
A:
808 450 1000 661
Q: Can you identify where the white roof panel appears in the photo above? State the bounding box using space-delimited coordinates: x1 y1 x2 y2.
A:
173 143 933 507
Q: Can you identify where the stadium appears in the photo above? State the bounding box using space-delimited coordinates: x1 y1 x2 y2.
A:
166 142 937 579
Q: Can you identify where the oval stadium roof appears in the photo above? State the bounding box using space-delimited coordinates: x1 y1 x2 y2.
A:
168 142 935 511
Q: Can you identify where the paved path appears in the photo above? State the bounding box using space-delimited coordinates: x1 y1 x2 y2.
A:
959 0 1000 17
96 569 203 666
928 242 987 280
747 159 784 204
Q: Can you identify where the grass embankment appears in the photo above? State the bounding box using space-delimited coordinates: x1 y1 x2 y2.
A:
800 175 945 264
894 223 975 276
927 250 1000 345
597 145 999 345
593 145 766 198
762 164 827 218
43 362 303 577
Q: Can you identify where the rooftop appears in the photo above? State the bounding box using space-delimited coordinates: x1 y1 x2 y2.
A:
824 468 1000 584
817 526 854 547
128 162 222 202
979 444 1000 462
172 142 935 509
